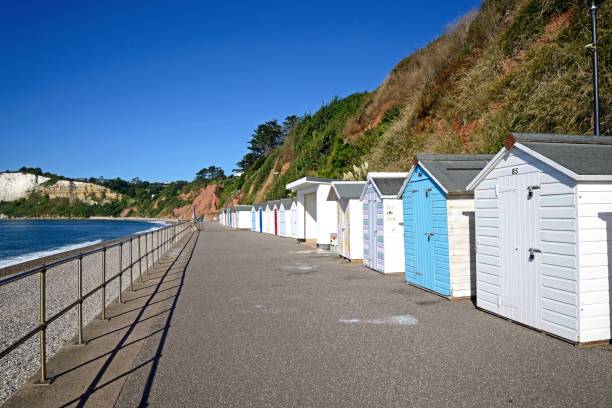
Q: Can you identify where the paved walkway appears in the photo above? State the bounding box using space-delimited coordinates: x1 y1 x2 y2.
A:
5 223 612 407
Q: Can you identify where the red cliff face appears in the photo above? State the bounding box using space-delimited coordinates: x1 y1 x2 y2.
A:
171 183 219 220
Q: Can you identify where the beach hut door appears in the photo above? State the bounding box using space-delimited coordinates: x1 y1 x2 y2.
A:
274 209 278 235
498 173 541 328
414 179 435 290
344 204 350 258
368 195 378 269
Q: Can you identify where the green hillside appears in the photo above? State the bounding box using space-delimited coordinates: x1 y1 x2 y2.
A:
230 0 610 204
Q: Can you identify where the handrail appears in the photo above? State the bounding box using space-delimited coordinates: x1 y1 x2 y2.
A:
0 220 195 384
0 221 189 287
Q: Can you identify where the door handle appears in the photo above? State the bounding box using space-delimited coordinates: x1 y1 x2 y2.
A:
527 185 541 198
528 247 541 260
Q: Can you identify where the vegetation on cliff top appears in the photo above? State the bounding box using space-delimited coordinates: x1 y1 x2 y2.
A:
223 0 610 205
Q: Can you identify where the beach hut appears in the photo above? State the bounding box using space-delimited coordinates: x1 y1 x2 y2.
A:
263 202 273 234
361 172 407 273
398 154 492 298
278 198 294 237
229 207 236 228
291 198 298 239
286 177 337 249
257 204 264 233
327 181 366 262
273 200 281 236
251 205 258 232
466 133 612 344
219 208 226 225
235 205 252 229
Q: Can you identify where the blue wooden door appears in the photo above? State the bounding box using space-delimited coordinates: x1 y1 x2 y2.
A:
259 208 263 232
414 179 434 289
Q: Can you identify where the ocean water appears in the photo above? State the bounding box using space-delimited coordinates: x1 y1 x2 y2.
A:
0 219 166 269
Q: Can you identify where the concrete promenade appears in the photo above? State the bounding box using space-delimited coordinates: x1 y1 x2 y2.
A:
4 222 612 407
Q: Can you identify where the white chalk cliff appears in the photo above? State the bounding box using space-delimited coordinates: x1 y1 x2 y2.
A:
0 172 120 204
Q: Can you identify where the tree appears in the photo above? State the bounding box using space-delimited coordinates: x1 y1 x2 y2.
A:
19 167 43 176
281 115 301 141
235 152 259 172
195 166 225 181
248 120 283 157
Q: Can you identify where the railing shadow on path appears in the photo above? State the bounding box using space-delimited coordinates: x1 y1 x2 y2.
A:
49 230 200 408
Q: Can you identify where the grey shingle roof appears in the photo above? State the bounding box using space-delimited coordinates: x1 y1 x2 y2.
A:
334 182 366 199
512 133 612 176
280 198 293 208
302 176 334 183
416 154 493 193
235 205 252 211
371 177 406 196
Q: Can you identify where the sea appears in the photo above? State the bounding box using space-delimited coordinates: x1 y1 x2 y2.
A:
0 219 167 269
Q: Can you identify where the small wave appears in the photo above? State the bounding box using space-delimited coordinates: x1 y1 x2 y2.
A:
0 239 103 269
134 220 169 235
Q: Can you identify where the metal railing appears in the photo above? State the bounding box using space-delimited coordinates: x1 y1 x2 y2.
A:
0 221 194 383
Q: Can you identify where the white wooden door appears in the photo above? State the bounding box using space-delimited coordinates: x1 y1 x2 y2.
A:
498 172 541 329
343 203 351 259
368 195 377 269
337 203 344 257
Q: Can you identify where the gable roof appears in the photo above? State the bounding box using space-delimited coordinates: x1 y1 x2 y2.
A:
279 198 293 209
235 205 252 211
399 154 493 197
327 181 366 201
512 133 612 176
360 172 408 200
467 132 612 189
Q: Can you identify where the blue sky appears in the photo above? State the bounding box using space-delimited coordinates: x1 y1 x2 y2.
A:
0 0 481 182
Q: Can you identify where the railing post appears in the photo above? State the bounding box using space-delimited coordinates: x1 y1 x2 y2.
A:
76 256 84 345
38 267 48 383
129 238 133 291
101 248 106 320
144 233 149 275
138 235 142 282
118 243 123 304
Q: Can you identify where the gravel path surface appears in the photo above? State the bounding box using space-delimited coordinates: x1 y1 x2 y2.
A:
0 227 185 405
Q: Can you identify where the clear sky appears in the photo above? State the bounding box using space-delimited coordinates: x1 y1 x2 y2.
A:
1 0 481 182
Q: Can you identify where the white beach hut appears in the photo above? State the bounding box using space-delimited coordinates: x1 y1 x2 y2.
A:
234 205 252 229
278 198 294 238
251 205 258 232
361 172 407 273
290 198 298 239
219 208 226 226
467 133 612 344
272 200 281 236
327 181 366 262
263 201 273 234
286 177 337 249
229 207 236 228
398 154 492 298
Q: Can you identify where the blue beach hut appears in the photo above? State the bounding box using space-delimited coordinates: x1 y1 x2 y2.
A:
398 154 492 298
258 204 264 233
